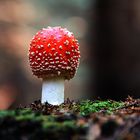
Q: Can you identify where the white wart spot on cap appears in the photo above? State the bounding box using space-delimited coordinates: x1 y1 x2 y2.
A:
45 62 49 65
59 45 63 49
50 61 54 64
30 52 35 56
51 48 55 51
38 53 42 56
37 58 41 61
55 57 59 60
48 43 51 47
64 40 69 45
57 71 61 75
65 51 70 55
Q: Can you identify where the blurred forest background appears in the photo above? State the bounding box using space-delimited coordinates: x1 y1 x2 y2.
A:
0 0 139 109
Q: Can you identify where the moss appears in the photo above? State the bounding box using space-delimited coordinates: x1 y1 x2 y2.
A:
0 110 15 117
0 100 124 119
78 100 124 116
0 98 138 139
0 100 125 131
0 109 82 132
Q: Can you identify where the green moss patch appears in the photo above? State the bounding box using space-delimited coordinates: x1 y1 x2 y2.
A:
0 98 139 139
78 100 124 116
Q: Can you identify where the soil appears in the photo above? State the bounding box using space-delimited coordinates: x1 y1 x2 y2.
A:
0 96 139 140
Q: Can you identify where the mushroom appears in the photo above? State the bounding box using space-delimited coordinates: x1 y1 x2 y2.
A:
29 26 80 105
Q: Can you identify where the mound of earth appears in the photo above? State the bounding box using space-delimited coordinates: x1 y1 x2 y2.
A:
0 97 139 140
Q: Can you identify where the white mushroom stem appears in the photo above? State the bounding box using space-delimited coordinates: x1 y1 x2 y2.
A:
41 78 64 105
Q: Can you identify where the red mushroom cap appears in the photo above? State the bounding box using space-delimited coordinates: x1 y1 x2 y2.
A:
29 26 80 80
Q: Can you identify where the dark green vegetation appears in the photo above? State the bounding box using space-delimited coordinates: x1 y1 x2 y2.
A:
77 100 124 115
0 100 124 117
0 109 86 140
0 98 139 140
25 99 124 116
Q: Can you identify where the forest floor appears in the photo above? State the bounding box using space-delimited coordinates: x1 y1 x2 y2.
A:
0 96 139 140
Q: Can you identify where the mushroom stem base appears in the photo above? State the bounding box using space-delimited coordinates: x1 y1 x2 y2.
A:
41 79 64 105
